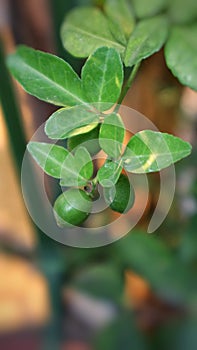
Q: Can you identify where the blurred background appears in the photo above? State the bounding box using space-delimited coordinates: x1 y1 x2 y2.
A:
0 0 197 349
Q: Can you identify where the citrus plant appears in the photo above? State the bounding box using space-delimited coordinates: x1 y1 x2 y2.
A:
7 0 195 228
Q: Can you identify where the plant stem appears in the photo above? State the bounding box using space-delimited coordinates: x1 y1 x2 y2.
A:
115 62 141 112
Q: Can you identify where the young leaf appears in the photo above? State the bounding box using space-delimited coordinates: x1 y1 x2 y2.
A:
82 47 123 111
98 159 122 187
60 147 93 187
99 113 125 159
60 6 125 58
7 45 86 107
45 105 100 139
27 142 93 185
124 16 169 67
122 130 192 173
27 142 69 178
132 0 167 18
165 24 197 91
104 0 135 42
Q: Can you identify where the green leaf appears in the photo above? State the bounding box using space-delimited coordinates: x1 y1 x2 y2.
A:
27 142 69 178
7 45 86 107
107 19 128 47
104 0 135 42
60 146 93 187
132 0 167 18
168 0 197 24
98 159 122 187
45 105 100 140
165 24 197 91
82 47 123 111
60 6 125 58
67 124 101 156
99 113 125 159
122 130 192 173
124 16 169 67
27 142 93 186
71 264 123 303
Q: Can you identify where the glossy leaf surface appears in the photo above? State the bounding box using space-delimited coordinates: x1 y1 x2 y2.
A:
7 45 86 106
45 106 100 139
27 142 69 178
67 124 101 156
60 146 93 187
98 159 122 187
99 113 125 159
123 130 192 173
27 142 93 186
124 16 168 67
82 47 123 111
61 6 125 58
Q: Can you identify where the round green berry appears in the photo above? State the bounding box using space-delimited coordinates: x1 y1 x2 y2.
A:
104 173 135 213
53 188 92 227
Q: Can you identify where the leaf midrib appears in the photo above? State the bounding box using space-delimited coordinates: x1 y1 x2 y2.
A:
67 24 125 53
15 57 87 106
47 111 99 138
32 145 87 182
123 149 190 160
98 49 110 103
30 144 67 171
125 17 167 64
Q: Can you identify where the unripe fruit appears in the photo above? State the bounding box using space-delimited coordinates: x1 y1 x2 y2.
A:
67 125 101 155
53 188 92 227
104 173 135 213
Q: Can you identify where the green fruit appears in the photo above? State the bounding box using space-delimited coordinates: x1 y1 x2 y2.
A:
104 173 135 213
53 188 92 227
67 125 101 155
